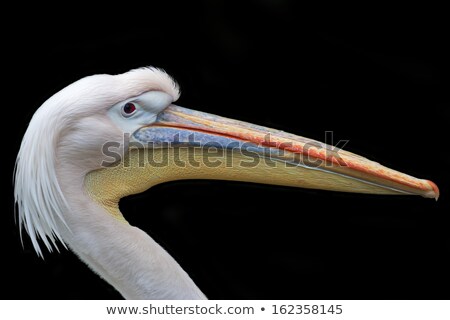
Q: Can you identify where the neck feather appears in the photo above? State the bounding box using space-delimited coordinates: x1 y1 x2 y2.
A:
57 161 206 299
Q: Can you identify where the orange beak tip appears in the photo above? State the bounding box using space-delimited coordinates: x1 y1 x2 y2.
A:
425 180 440 201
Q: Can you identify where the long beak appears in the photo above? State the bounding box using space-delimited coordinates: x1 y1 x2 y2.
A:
127 105 438 200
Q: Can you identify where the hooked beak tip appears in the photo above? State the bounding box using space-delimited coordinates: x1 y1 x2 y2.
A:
425 180 440 201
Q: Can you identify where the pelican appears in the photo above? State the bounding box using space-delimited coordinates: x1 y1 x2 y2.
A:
14 67 439 299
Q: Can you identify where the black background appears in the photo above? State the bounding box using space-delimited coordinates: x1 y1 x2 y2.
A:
3 2 449 299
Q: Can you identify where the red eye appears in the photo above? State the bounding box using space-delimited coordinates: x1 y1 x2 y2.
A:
122 102 137 116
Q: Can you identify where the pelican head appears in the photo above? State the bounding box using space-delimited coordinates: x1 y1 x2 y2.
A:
14 67 439 299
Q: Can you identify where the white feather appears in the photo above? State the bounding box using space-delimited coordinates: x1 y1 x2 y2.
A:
14 66 206 299
14 67 180 256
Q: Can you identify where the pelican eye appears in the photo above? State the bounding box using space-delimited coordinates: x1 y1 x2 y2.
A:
121 102 137 117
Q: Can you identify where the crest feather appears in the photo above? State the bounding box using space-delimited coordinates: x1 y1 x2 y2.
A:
14 67 180 256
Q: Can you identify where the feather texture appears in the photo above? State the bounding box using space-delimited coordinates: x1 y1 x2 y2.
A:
14 67 179 256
